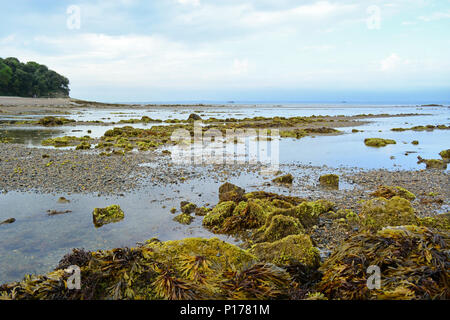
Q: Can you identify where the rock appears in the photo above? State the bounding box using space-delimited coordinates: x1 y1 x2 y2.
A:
318 225 449 300
194 207 210 216
187 113 202 121
272 174 293 184
92 205 125 228
364 138 396 147
411 140 419 145
417 156 447 169
359 196 417 231
258 215 304 242
202 201 236 230
250 234 321 268
370 185 416 201
180 202 197 214
47 210 72 216
218 182 245 203
439 149 450 162
173 213 194 225
319 174 339 188
57 197 70 204
0 218 15 225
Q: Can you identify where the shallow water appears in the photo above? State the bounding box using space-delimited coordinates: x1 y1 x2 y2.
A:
0 103 449 283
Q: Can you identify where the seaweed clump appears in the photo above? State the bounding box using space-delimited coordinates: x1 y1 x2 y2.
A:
37 116 75 126
359 197 417 231
439 149 450 162
319 174 339 188
370 185 416 201
417 156 447 169
318 225 449 300
364 138 396 147
0 238 292 300
272 174 294 185
250 234 321 268
92 205 125 228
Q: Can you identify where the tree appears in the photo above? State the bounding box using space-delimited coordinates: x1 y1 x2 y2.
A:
0 57 70 97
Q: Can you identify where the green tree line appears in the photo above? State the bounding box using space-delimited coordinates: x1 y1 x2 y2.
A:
0 57 70 97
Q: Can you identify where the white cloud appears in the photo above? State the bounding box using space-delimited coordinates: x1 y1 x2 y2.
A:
177 0 200 6
231 59 249 75
380 53 402 71
419 11 450 22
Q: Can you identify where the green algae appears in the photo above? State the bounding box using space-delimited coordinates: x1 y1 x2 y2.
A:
256 215 304 242
250 234 320 268
173 213 194 225
359 197 417 231
319 174 339 188
364 138 396 147
37 116 75 126
92 205 125 228
272 174 294 184
370 185 416 201
439 149 450 161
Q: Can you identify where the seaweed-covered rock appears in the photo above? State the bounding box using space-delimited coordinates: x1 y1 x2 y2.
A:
318 225 450 300
37 116 75 126
370 185 416 201
75 141 91 150
418 213 450 232
180 202 197 214
319 174 339 188
250 235 320 268
417 156 447 169
173 213 194 225
364 138 396 147
92 205 125 228
272 174 294 184
0 238 292 300
218 183 245 203
0 218 15 225
187 113 202 121
194 207 210 216
359 197 417 231
202 201 236 230
439 149 450 162
219 199 269 234
257 215 304 242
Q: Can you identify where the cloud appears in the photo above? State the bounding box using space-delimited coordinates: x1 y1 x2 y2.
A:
177 0 200 6
380 53 403 71
231 59 249 75
418 11 450 22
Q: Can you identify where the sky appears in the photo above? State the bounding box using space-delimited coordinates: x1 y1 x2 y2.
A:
0 0 449 103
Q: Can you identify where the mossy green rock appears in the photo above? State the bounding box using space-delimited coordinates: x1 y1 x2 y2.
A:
370 185 416 201
173 213 194 225
319 174 339 188
359 197 417 231
92 205 125 228
258 215 304 242
250 234 320 268
364 138 396 147
439 149 450 161
272 174 294 184
218 182 245 203
202 201 236 229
